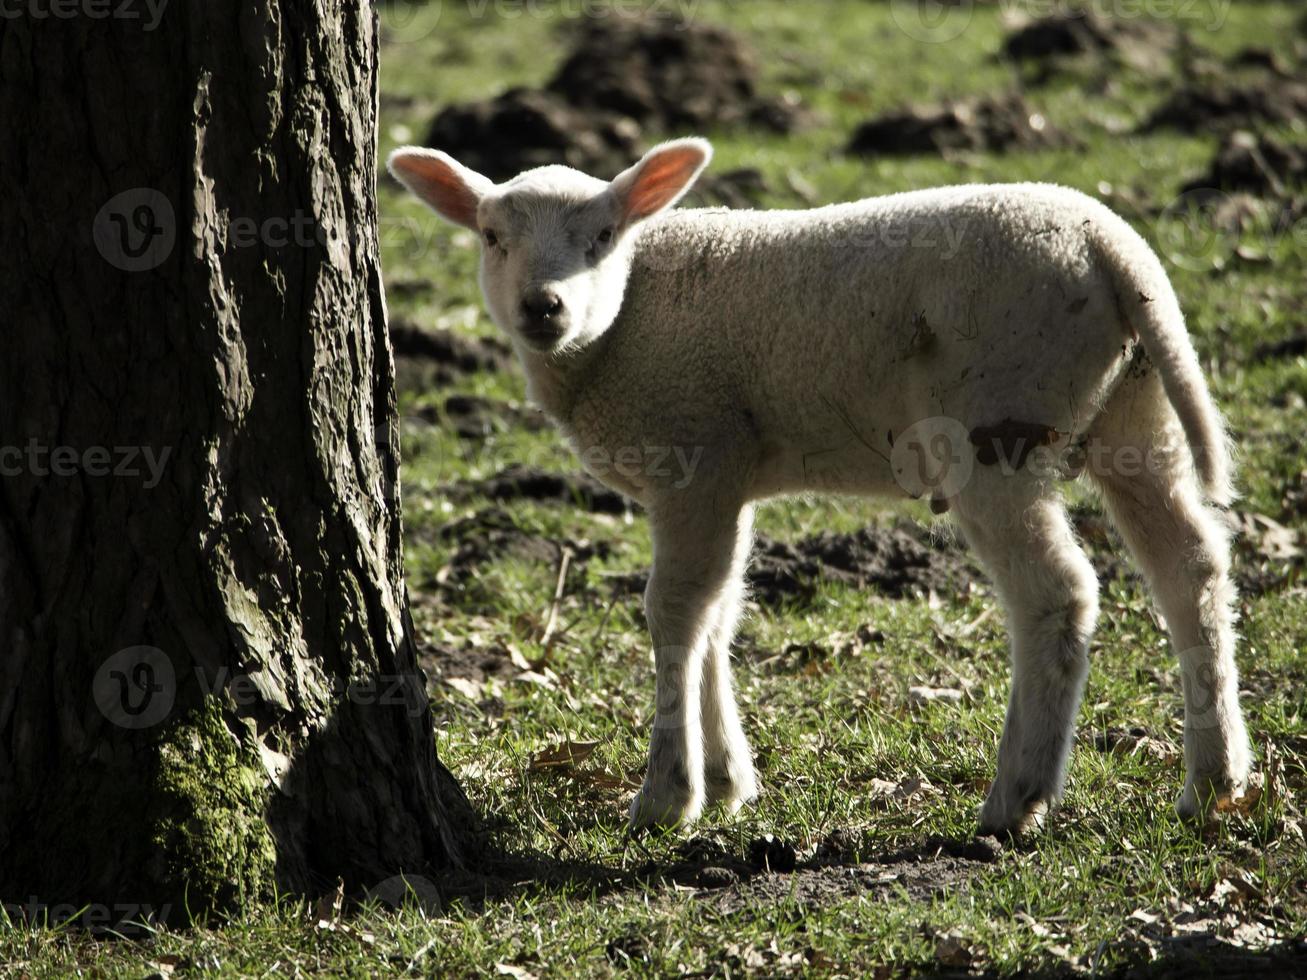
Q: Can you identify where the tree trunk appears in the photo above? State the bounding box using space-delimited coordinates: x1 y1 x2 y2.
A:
0 3 471 921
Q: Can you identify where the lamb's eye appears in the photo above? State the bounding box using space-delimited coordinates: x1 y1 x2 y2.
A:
483 229 499 248
597 227 614 245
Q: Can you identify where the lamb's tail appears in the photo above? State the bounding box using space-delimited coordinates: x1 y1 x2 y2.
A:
1095 221 1236 506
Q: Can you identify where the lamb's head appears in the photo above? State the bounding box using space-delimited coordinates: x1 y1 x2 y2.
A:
387 139 712 353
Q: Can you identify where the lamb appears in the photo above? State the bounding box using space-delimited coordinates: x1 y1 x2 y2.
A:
388 137 1251 836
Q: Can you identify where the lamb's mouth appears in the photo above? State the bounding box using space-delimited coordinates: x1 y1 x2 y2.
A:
518 323 566 351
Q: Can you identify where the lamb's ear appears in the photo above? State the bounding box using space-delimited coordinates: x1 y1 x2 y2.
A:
387 147 494 231
610 138 713 226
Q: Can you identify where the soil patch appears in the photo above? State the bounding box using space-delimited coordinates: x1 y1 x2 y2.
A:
751 525 979 603
610 524 980 605
548 18 804 136
1143 76 1307 133
1180 131 1307 201
703 833 998 916
427 396 549 442
424 17 807 182
686 168 772 210
847 94 1067 158
1253 332 1307 363
419 506 609 607
455 464 631 515
1002 9 1178 79
423 87 642 183
391 318 514 389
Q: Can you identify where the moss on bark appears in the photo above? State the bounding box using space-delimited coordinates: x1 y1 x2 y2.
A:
149 701 277 911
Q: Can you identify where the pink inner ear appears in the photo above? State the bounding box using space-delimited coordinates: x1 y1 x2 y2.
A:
625 147 704 220
392 154 480 230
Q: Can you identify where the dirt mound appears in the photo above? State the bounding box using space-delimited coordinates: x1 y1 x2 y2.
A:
1144 76 1307 133
751 525 978 603
423 87 642 183
458 464 631 515
424 18 807 181
603 524 977 605
686 168 772 210
434 395 549 442
549 18 804 135
422 506 608 604
1180 131 1307 200
390 318 513 390
847 94 1066 157
1002 9 1177 78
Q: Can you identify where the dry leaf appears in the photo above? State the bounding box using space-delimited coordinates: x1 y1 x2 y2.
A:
529 739 600 772
908 685 963 705
515 668 558 689
867 775 938 806
495 964 539 980
444 676 481 700
1214 771 1265 815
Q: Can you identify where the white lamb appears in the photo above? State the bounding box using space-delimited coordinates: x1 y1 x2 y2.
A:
388 138 1251 836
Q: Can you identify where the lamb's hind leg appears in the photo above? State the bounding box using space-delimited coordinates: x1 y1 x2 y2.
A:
1087 376 1250 817
956 473 1100 836
630 498 749 831
700 505 758 813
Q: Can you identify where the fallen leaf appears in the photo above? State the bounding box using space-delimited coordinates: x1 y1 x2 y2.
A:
444 676 481 700
867 775 939 806
908 685 963 705
495 964 539 980
529 739 600 772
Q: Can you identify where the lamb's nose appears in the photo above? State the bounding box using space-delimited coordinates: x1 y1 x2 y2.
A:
522 288 564 320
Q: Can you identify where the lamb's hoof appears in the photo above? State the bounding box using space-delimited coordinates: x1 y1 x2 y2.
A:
705 765 759 815
628 783 703 833
977 795 1049 839
1175 769 1251 821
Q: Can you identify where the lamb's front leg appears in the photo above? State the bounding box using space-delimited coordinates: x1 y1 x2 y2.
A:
630 501 748 831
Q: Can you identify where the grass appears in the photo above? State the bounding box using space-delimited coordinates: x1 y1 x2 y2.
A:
6 0 1306 975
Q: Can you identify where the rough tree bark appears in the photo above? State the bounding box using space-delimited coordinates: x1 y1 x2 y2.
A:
0 3 471 920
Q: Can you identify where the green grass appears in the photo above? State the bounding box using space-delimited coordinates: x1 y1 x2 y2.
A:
7 0 1306 975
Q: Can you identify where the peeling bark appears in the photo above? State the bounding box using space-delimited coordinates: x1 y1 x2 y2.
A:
0 4 471 918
